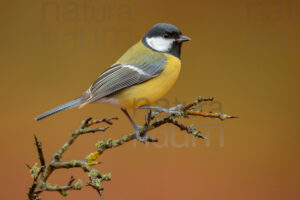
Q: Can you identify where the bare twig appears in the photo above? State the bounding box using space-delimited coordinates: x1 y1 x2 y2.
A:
34 135 45 167
183 96 214 111
187 111 238 120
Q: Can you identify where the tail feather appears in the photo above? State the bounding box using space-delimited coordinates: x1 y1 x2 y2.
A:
35 96 85 121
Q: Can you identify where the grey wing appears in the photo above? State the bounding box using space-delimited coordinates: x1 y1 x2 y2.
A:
87 60 166 102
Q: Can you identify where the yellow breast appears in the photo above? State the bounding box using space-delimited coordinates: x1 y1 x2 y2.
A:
109 53 181 109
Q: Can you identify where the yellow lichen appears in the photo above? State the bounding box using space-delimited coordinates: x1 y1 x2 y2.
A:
85 151 101 167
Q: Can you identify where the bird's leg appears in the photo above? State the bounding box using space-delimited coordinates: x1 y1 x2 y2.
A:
138 105 184 115
121 108 150 142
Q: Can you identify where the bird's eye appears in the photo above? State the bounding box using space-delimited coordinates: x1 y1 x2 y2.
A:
163 32 170 38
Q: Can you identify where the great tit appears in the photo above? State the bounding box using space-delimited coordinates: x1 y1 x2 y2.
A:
35 23 191 142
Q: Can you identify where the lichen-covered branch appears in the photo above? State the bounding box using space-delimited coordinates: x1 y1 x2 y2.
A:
27 97 237 200
27 117 116 200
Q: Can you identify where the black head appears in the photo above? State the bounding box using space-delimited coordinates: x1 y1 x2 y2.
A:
142 23 190 59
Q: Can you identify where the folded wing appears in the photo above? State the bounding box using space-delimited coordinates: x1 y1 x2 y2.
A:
86 56 166 103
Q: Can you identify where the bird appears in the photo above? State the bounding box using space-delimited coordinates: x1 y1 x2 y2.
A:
35 23 191 142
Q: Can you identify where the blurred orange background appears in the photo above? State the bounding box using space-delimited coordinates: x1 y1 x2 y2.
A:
0 0 299 199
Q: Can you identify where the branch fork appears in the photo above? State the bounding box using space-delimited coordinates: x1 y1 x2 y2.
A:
27 97 237 200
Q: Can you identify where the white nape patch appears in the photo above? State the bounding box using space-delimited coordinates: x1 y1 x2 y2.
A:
122 64 147 75
146 37 174 52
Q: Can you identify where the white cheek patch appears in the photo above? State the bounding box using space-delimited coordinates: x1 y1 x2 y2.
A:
146 37 174 52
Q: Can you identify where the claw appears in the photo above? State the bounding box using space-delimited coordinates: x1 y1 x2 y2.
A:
133 125 148 142
121 108 157 143
138 105 183 115
136 132 149 142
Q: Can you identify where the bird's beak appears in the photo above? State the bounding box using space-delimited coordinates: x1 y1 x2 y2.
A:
177 35 191 42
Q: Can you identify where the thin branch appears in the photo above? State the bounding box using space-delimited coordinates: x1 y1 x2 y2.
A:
34 135 45 167
67 176 75 186
183 96 214 111
27 162 43 200
27 97 237 200
95 97 235 154
167 118 207 139
187 111 238 120
28 117 114 200
52 117 117 161
43 176 83 197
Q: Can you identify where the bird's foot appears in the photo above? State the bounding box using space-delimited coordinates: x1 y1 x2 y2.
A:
134 124 148 142
121 108 158 143
134 124 158 143
138 105 184 115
